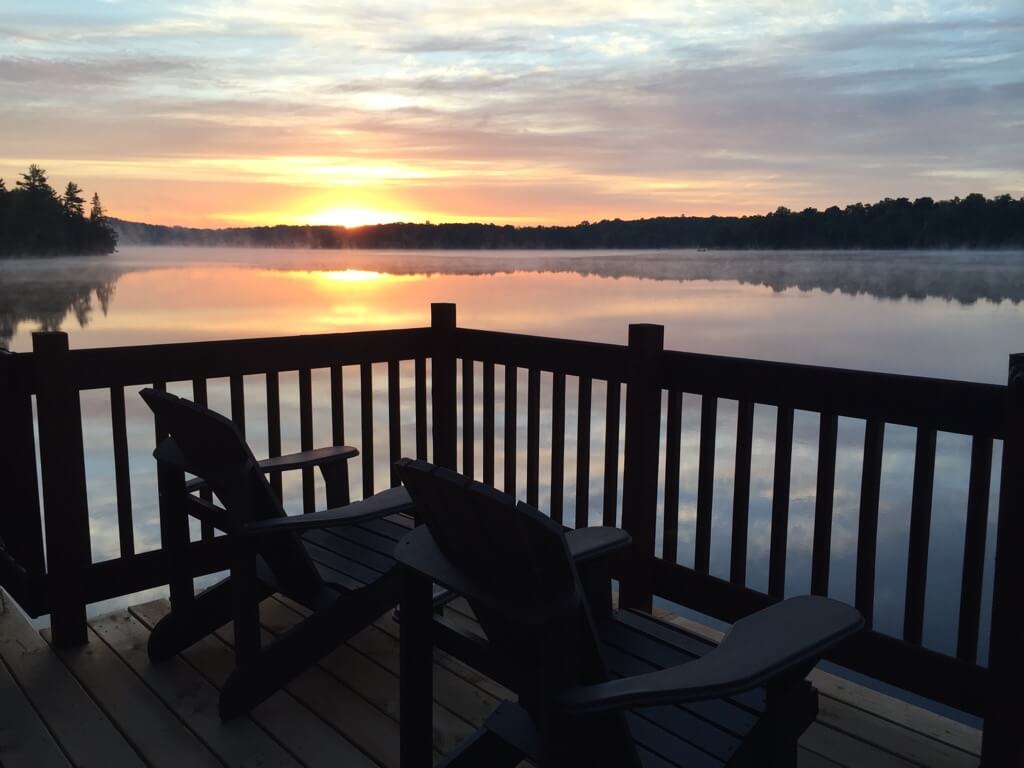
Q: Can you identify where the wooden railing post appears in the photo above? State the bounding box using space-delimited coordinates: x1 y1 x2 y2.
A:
32 332 91 647
619 323 664 612
0 350 45 612
431 303 457 470
982 353 1024 766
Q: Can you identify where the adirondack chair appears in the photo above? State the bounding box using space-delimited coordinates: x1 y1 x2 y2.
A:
139 388 415 718
394 459 865 768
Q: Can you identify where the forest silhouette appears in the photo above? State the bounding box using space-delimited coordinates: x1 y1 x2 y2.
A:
114 194 1024 250
0 165 118 257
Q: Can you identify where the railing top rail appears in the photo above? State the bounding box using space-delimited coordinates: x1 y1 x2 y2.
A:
659 348 1007 438
455 327 630 380
35 326 432 391
9 322 1010 436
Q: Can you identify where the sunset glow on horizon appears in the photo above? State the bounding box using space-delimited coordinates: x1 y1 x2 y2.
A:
2 1 1021 228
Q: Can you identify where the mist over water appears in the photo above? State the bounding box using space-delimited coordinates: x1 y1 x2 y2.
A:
2 247 1023 350
2 246 1021 665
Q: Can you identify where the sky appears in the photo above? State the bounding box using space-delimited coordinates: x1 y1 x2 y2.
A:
1 1 1022 227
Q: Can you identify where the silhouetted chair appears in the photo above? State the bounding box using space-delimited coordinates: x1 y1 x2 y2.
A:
394 459 865 768
140 388 414 718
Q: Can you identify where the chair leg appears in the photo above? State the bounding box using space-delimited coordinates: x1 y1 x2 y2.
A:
148 577 263 662
231 538 262 670
400 568 435 768
220 566 403 719
730 669 818 767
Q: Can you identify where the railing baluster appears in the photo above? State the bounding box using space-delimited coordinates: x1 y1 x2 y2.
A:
663 390 682 563
299 367 314 512
414 357 427 460
856 419 885 626
191 378 207 407
109 386 134 558
229 374 245 438
730 400 754 586
266 371 282 499
389 360 402 487
330 366 345 446
361 362 374 498
550 372 566 524
462 358 474 479
904 427 937 645
504 365 517 495
958 435 992 662
527 368 540 506
328 365 350 506
811 412 839 595
768 405 794 598
603 381 621 527
575 376 592 528
483 361 495 485
695 395 718 574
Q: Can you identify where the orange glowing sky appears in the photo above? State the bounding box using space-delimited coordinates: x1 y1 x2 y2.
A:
2 1 1022 228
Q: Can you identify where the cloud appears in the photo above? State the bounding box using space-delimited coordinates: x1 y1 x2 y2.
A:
0 54 199 85
1 1 1021 225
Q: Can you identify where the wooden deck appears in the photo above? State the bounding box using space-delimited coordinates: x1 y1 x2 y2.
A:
0 516 984 768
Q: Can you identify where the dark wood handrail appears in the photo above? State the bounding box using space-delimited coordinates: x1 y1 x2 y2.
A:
61 327 433 390
455 327 629 379
659 348 1005 437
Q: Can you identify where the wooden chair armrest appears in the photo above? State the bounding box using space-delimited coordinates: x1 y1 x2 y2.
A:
236 486 412 538
185 445 359 493
556 596 864 714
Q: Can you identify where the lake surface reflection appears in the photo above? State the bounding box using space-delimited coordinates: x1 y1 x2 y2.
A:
2 247 1021 663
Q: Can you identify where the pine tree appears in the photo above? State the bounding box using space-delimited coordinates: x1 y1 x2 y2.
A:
63 182 85 217
90 192 106 221
0 178 7 193
16 164 53 195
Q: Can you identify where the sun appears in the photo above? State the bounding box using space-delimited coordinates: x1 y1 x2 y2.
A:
306 207 402 228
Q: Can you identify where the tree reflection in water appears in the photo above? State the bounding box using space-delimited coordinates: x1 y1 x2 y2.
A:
0 261 120 348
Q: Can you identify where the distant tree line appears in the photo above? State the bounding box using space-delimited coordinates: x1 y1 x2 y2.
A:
113 194 1024 250
0 165 118 257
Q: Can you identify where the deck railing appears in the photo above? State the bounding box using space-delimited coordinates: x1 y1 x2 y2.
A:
0 303 1021 764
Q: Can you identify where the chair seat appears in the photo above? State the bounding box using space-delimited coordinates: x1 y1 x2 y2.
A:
598 610 760 767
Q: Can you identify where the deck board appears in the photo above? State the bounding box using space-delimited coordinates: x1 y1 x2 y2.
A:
652 607 983 768
43 625 222 768
128 601 375 768
1 519 983 767
0 655 71 768
88 611 301 767
0 597 142 768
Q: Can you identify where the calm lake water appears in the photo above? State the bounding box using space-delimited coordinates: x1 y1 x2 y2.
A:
2 246 1022 665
